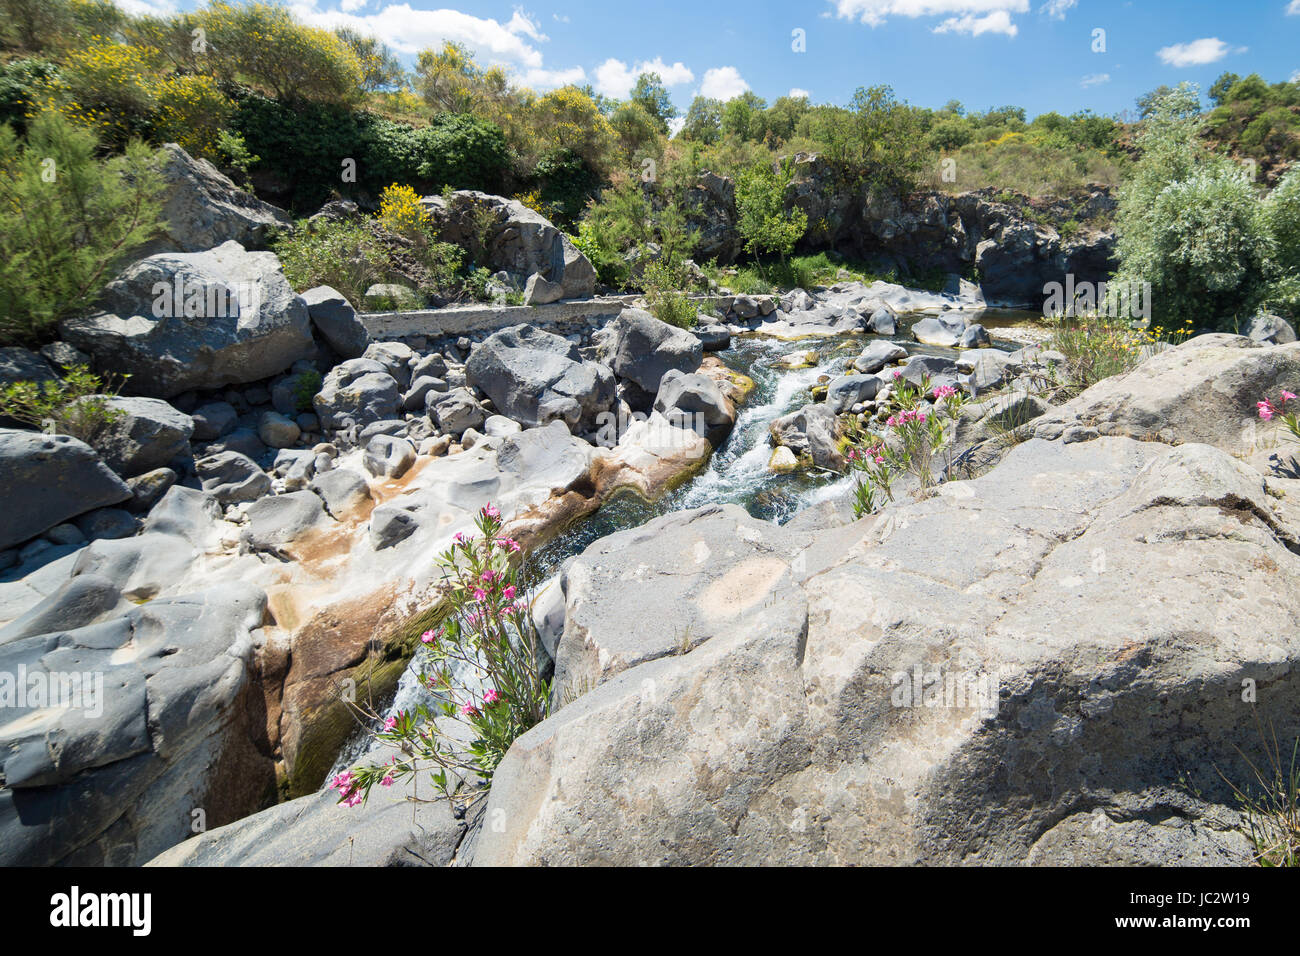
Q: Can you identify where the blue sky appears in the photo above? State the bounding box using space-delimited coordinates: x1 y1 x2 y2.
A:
156 0 1300 120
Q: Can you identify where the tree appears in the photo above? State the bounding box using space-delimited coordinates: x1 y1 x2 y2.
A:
0 112 164 344
1113 84 1272 326
198 2 363 103
630 72 676 135
720 91 767 142
335 27 405 92
680 96 722 145
1209 71 1241 107
735 158 807 262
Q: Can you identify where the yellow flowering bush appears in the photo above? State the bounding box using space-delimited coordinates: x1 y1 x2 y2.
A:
196 2 363 103
152 74 234 161
378 183 430 237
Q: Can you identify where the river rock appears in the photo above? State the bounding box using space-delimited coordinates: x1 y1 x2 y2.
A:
466 325 614 431
363 435 416 479
769 403 844 470
825 374 881 414
1033 338 1300 450
61 241 314 398
1242 312 1297 346
147 143 291 254
653 369 735 446
853 341 907 374
191 401 239 441
424 191 596 298
0 430 132 550
910 315 967 348
593 309 703 393
302 286 369 358
257 411 300 449
195 450 272 504
313 359 401 432
85 396 194 478
429 388 488 436
470 434 1299 865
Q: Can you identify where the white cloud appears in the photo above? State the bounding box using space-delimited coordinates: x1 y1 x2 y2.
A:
668 116 687 137
1039 0 1075 18
287 2 545 63
592 57 695 99
1289 1 1300 15
934 10 1018 36
522 66 586 89
1291 68 1300 83
832 0 1029 31
553 12 570 22
1156 37 1240 68
700 66 750 100
339 0 367 11
789 87 812 98
1080 72 1110 88
505 7 548 43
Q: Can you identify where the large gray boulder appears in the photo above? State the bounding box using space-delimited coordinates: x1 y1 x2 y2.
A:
824 373 881 413
1033 337 1300 450
470 436 1296 866
853 341 907 374
593 308 704 393
466 325 614 431
0 347 56 387
652 369 735 445
1242 312 1297 346
85 396 194 478
313 358 401 432
195 450 272 504
0 429 131 550
302 285 369 358
147 143 291 254
0 581 275 865
769 403 844 470
61 241 314 398
423 191 596 298
910 314 967 348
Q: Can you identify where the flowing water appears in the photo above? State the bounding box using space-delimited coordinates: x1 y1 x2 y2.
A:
328 309 1039 778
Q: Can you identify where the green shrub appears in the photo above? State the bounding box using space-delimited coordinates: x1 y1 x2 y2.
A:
642 258 697 329
271 220 394 306
291 370 322 413
735 157 807 261
0 112 164 345
0 58 57 133
0 364 126 442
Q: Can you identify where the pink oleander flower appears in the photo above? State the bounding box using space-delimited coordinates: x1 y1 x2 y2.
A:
472 587 487 602
453 532 467 544
328 771 352 792
496 537 521 553
481 503 500 520
342 789 363 808
511 599 528 615
460 701 478 716
480 569 498 585
421 628 438 644
383 716 397 732
934 385 956 400
483 688 500 705
380 773 395 788
1259 400 1276 421
1282 391 1297 403
502 585 516 601
892 369 902 379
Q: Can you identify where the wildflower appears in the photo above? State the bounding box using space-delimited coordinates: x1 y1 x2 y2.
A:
380 773 395 788
342 789 363 808
460 701 478 716
934 385 956 400
421 629 438 644
502 585 516 601
328 771 353 792
496 537 521 553
481 503 500 520
892 369 903 379
453 532 467 545
1283 391 1297 403
1259 400 1276 421
480 569 498 585
472 587 487 602
483 688 500 705
383 716 397 732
